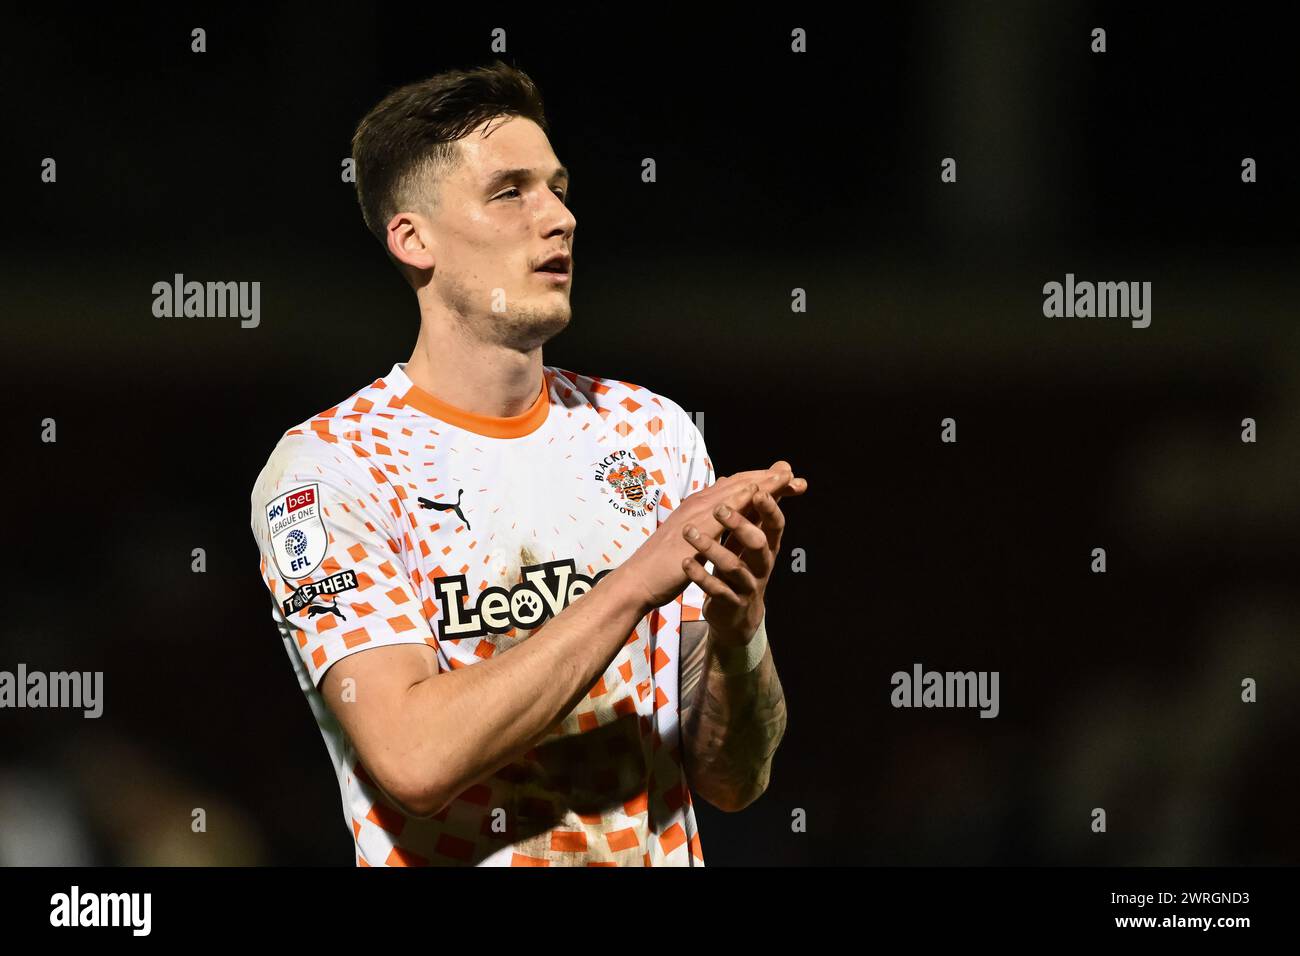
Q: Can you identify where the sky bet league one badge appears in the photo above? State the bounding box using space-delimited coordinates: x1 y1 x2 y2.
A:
267 483 329 580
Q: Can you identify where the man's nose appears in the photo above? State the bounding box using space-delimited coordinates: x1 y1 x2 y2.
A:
541 193 576 238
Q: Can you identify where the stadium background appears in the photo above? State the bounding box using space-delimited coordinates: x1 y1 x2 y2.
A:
1 4 1297 864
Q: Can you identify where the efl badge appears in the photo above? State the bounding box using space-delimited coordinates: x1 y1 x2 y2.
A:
266 483 328 580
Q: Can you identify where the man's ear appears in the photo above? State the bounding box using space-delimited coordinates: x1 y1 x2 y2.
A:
386 211 436 273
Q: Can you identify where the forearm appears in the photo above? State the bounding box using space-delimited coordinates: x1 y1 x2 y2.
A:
400 565 650 814
682 619 788 811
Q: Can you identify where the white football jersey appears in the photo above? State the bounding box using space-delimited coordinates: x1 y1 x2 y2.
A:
250 362 715 866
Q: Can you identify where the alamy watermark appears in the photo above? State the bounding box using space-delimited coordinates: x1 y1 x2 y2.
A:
0 664 103 718
152 273 260 328
1042 273 1151 328
890 663 999 718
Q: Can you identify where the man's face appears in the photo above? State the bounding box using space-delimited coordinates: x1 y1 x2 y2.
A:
417 115 576 350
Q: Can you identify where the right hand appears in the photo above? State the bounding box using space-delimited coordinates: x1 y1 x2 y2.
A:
611 461 808 612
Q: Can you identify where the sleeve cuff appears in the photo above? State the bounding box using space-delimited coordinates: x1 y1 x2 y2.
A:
711 614 769 676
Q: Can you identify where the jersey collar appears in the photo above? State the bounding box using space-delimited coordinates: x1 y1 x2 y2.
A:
389 363 550 439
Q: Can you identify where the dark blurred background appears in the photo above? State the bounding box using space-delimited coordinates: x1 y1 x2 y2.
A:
2 3 1297 865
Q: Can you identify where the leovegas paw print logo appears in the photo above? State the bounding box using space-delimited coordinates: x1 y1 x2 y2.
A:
593 450 660 518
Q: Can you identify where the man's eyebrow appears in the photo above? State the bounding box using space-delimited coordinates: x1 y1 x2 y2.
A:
484 166 570 194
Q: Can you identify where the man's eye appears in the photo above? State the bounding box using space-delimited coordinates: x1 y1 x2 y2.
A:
495 186 566 202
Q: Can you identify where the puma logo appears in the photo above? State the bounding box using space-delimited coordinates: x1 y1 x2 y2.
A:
418 488 471 530
305 596 347 621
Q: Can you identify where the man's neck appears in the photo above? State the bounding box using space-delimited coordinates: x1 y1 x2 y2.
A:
404 319 544 419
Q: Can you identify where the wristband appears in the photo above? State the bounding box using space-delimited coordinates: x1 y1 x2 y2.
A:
711 614 768 676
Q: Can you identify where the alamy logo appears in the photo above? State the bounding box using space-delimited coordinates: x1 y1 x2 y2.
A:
890 663 1000 718
50 886 151 936
434 558 611 639
151 273 260 328
1042 273 1151 328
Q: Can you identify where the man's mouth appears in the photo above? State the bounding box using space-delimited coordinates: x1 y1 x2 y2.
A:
535 252 571 276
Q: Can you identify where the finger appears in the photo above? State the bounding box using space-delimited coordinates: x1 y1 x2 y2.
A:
712 486 761 557
681 554 744 605
718 466 790 491
779 475 809 497
688 526 743 561
764 469 808 500
722 479 795 554
685 499 745 550
714 469 777 496
750 488 786 553
718 473 786 510
682 524 759 595
706 527 749 562
713 490 774 577
712 493 768 553
698 469 804 530
721 467 807 501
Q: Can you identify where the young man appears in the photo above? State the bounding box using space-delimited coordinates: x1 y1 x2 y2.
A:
249 61 807 866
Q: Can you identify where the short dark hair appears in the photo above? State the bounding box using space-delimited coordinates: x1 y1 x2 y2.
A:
351 61 550 270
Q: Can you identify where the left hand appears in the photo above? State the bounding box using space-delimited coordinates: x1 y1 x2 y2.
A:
680 469 802 648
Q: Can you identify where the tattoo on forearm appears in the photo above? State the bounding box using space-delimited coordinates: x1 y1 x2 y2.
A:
679 623 787 808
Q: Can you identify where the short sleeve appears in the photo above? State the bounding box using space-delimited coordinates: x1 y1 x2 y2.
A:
671 404 715 623
251 437 439 687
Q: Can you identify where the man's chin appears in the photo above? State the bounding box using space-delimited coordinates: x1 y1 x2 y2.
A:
506 303 571 350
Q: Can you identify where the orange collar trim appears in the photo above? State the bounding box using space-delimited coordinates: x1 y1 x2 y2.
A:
400 371 550 438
